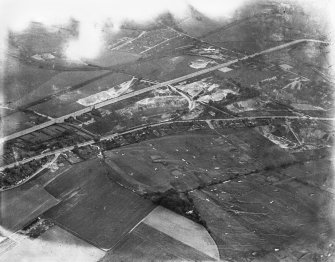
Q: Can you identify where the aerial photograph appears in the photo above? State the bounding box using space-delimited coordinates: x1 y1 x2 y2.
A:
0 0 334 261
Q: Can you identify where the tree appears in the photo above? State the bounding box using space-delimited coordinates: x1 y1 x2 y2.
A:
93 136 101 143
72 145 79 155
91 108 102 117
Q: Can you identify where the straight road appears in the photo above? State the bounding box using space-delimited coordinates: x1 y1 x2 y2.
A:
0 38 329 144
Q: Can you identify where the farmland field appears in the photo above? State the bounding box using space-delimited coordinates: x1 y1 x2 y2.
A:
10 22 74 54
0 182 59 233
122 54 216 82
100 222 216 262
176 9 223 37
29 72 132 117
259 44 334 109
202 4 324 54
265 42 331 78
142 206 220 260
280 158 334 193
0 225 105 262
16 70 113 108
84 50 140 67
43 159 155 249
3 55 58 105
0 111 47 136
101 205 219 261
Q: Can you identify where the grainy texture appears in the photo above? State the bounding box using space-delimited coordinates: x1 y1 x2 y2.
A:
44 159 155 249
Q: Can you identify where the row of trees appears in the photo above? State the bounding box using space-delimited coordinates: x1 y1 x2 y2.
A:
0 157 48 188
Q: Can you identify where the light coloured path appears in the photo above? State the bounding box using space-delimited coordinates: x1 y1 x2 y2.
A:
0 38 329 144
110 31 146 51
139 36 180 54
1 115 333 172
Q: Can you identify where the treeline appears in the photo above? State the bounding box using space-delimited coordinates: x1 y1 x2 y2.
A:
144 188 208 228
0 157 48 188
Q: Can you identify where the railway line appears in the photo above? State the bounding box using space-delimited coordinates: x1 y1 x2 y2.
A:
0 38 328 144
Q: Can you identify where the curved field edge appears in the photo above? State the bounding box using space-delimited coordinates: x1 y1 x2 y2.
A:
143 206 220 261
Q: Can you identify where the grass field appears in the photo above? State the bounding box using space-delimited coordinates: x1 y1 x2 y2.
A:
3 55 58 105
29 72 131 117
189 189 270 260
281 158 334 193
11 22 73 55
260 44 334 110
176 8 222 38
214 63 278 87
265 42 330 79
0 225 105 262
0 111 42 136
44 159 155 250
0 182 59 233
188 162 335 261
104 128 285 194
122 54 213 82
16 70 112 107
84 50 140 67
202 5 323 54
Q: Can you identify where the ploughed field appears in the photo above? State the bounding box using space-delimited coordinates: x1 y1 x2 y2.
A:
0 182 59 233
100 206 220 262
43 158 155 250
